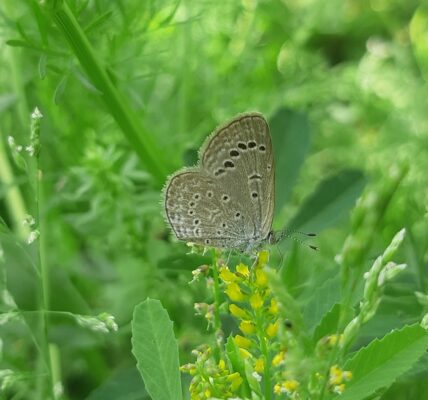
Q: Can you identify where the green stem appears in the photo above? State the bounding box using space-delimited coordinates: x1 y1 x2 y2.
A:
255 310 271 400
211 251 222 332
49 2 170 187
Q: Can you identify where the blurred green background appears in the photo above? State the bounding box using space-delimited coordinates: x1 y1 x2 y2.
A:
0 0 428 399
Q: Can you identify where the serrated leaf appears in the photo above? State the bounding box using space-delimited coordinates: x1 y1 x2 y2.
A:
269 108 311 213
303 276 341 333
288 169 366 233
336 324 428 400
131 299 182 400
312 303 354 344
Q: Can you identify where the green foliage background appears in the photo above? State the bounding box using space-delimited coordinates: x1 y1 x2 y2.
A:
0 0 427 399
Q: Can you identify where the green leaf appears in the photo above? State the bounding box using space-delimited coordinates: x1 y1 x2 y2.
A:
410 5 428 82
86 367 149 400
131 299 182 400
312 303 354 344
269 108 311 213
336 324 428 400
288 169 366 232
302 276 341 333
226 336 251 397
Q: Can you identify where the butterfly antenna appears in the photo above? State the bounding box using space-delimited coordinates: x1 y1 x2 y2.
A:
283 228 317 237
281 229 318 251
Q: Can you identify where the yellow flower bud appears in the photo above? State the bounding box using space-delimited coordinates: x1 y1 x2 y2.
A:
255 269 268 287
329 365 343 385
333 383 346 395
229 304 248 319
219 266 238 282
257 250 269 267
239 320 256 334
225 282 246 302
274 383 282 394
227 372 243 391
254 358 265 373
234 334 252 349
239 348 252 359
268 298 279 315
250 292 264 309
343 371 353 381
272 350 286 366
284 379 299 392
236 263 250 278
266 320 279 337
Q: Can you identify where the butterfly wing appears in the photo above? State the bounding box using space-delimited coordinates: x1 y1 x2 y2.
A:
200 113 275 244
164 169 253 248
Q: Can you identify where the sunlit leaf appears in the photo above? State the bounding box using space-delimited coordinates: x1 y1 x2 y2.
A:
132 299 182 400
336 324 428 400
288 169 366 232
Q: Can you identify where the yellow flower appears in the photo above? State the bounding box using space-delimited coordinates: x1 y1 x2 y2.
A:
343 371 353 381
225 282 246 302
274 383 282 394
219 266 238 282
255 269 268 287
239 348 252 359
272 350 286 366
254 358 265 373
250 292 264 309
229 304 249 319
227 372 243 391
236 263 250 278
268 298 279 315
239 320 256 335
266 320 279 337
333 383 346 395
218 359 226 370
329 365 343 385
284 379 299 393
204 389 211 398
257 250 269 267
234 334 252 349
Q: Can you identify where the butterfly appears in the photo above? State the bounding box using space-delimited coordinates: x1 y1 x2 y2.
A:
163 113 315 253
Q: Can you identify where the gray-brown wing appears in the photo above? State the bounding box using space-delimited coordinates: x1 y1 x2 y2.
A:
163 169 252 248
200 113 275 241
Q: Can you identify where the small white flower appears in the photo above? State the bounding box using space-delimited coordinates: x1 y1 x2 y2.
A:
252 371 262 382
7 136 15 146
31 107 43 119
22 214 36 227
27 230 40 244
25 145 35 156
